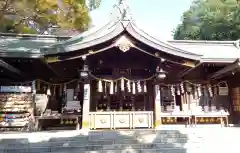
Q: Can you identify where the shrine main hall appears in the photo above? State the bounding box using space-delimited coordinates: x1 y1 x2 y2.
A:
0 1 239 131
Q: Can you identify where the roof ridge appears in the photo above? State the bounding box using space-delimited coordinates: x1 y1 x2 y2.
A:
129 23 202 56
168 40 237 44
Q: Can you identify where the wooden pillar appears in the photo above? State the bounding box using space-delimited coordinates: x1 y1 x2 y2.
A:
81 81 91 130
154 85 161 128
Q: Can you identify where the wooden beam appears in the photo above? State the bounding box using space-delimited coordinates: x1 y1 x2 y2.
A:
178 63 202 78
210 62 240 80
40 58 61 77
0 59 26 78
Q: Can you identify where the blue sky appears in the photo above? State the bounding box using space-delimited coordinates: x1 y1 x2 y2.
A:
90 0 193 40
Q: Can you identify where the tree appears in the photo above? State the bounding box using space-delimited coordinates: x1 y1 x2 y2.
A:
173 0 240 40
0 0 101 34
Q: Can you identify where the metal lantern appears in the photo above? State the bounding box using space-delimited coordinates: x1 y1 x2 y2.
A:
78 65 89 78
156 67 166 79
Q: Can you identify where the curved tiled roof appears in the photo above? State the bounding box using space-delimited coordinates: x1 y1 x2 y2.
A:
168 40 240 63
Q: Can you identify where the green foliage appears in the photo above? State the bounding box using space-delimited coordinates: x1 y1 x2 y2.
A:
173 0 240 40
0 0 101 34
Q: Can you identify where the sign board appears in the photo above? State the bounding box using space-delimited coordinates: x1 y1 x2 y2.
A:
65 101 81 110
0 86 31 93
84 84 90 101
219 87 228 95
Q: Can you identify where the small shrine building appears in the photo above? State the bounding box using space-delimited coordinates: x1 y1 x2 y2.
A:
0 1 239 130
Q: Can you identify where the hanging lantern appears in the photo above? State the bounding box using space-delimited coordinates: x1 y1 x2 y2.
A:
121 78 124 91
110 81 114 95
98 80 103 92
47 86 51 96
137 81 142 93
156 67 167 79
180 83 184 93
144 81 147 93
132 82 136 94
127 80 131 92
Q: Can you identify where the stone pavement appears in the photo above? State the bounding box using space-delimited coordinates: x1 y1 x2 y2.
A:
0 126 239 153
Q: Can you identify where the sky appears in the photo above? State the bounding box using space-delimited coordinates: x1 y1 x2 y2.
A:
90 0 193 40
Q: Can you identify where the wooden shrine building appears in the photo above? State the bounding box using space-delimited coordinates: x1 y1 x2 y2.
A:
0 1 239 130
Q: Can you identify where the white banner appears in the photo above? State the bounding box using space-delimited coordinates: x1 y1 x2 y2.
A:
0 86 32 93
35 94 48 113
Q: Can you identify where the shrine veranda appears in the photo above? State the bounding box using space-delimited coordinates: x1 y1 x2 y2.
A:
0 1 239 131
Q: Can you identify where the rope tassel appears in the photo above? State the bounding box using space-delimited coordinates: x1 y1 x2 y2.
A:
137 81 142 92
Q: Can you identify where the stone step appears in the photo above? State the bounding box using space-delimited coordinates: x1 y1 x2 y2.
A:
0 135 195 145
1 147 191 153
1 128 239 153
0 141 203 150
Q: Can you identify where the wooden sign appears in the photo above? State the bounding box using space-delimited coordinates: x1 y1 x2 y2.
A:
0 86 31 93
219 87 228 95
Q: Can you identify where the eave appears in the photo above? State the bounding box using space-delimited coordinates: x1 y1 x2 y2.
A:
46 21 202 61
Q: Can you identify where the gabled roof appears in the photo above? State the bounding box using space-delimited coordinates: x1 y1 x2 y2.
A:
44 1 202 61
0 33 69 58
0 0 239 63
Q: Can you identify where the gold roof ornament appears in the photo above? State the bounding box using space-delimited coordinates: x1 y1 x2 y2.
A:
115 0 132 21
115 35 134 52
